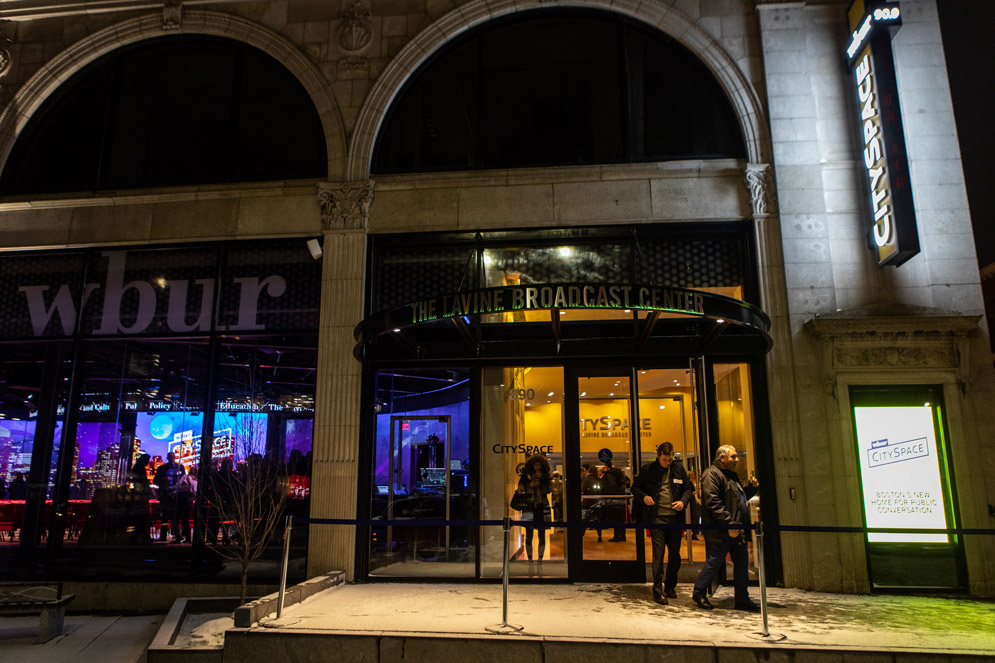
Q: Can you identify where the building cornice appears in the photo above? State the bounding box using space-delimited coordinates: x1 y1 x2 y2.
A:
0 0 241 21
806 303 981 340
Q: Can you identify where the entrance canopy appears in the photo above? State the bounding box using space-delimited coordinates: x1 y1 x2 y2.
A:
354 282 771 361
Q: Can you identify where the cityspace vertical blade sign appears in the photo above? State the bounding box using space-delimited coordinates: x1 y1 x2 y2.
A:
845 0 920 266
852 404 948 543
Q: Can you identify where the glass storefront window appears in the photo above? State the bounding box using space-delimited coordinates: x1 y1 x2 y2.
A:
481 366 566 578
369 368 472 577
0 240 319 581
210 335 316 575
73 338 209 547
0 343 68 547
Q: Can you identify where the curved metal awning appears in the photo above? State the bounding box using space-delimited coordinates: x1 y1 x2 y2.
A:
354 282 771 362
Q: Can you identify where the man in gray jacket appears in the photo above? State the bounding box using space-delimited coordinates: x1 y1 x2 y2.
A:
691 445 760 611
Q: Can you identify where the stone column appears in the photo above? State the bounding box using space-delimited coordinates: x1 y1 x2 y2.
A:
746 161 813 590
307 181 373 580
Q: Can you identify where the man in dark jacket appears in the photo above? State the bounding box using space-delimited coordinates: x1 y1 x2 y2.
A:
599 453 628 542
692 445 759 611
631 442 693 605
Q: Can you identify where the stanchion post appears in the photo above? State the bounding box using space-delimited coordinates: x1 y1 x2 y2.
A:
277 515 293 620
502 516 510 624
485 516 523 634
755 520 769 637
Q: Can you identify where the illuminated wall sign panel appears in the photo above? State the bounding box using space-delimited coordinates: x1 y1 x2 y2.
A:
846 0 919 267
853 405 948 543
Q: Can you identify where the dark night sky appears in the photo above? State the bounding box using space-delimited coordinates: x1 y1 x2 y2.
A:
937 0 995 267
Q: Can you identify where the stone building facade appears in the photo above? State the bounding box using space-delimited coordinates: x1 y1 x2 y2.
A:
0 0 992 600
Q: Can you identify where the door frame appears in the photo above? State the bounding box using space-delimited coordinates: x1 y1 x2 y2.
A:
387 415 452 559
564 365 645 582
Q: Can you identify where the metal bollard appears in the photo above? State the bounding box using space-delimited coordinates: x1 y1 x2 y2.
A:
752 520 784 641
485 516 523 634
755 520 769 636
276 515 293 620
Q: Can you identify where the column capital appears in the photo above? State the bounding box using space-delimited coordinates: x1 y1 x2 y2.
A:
745 163 777 218
318 180 375 231
0 21 12 79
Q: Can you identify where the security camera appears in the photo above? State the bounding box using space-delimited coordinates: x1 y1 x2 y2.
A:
306 238 322 260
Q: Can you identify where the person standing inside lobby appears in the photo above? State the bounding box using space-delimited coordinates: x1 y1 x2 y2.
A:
692 445 760 611
631 442 692 605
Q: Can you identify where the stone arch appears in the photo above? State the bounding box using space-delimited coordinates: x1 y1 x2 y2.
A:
348 0 771 181
0 11 347 183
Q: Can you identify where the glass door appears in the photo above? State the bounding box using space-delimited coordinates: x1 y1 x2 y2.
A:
635 367 702 567
379 416 455 570
565 368 644 581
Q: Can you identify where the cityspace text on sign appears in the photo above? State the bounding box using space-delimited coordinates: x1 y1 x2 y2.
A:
407 283 705 324
845 0 919 267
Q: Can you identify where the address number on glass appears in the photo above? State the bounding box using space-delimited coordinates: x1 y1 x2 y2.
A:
507 388 535 401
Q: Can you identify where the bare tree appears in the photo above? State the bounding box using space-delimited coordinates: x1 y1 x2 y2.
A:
204 414 289 604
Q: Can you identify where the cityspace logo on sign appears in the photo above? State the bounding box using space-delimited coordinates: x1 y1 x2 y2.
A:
852 405 948 544
845 0 919 267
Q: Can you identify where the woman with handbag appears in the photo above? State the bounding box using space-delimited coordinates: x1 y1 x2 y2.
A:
515 453 552 567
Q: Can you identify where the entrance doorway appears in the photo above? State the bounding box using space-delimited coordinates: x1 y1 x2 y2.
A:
564 366 704 582
369 360 762 581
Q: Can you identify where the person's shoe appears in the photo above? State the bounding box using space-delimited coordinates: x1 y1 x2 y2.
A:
692 593 714 610
652 586 668 605
664 588 677 599
735 600 761 612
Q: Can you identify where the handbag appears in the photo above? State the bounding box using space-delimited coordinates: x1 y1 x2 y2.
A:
509 490 530 512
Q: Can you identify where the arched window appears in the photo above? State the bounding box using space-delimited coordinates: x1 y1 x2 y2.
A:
0 36 327 195
373 10 746 174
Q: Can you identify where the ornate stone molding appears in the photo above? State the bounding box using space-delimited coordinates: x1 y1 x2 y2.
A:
0 21 12 79
318 181 374 231
745 162 777 217
163 3 182 30
835 346 956 370
337 1 372 53
806 303 981 387
339 56 368 76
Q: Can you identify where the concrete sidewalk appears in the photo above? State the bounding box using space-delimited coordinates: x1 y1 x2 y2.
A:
222 581 995 661
0 613 164 663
